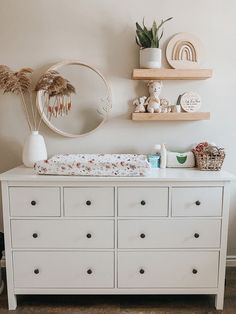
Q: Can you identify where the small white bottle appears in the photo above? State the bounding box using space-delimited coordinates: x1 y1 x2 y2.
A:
154 144 161 154
160 143 167 169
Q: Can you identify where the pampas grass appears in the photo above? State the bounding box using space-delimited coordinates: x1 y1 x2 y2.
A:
0 65 34 130
0 66 33 93
35 70 75 96
0 66 76 132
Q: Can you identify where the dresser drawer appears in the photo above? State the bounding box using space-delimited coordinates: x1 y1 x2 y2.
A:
64 187 114 216
172 187 223 217
9 187 60 217
118 251 219 288
118 219 221 249
13 251 114 288
11 219 114 249
118 187 168 216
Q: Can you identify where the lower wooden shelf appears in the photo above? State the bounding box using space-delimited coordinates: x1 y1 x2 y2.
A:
132 112 210 121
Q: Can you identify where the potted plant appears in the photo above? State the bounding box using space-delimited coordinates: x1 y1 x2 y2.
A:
136 17 173 68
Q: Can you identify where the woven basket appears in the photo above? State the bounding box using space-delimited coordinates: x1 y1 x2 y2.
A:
193 147 225 171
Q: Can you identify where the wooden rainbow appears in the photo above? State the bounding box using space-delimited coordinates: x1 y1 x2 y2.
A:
172 40 197 62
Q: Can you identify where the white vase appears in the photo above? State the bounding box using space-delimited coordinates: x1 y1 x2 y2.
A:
140 48 162 68
22 131 47 168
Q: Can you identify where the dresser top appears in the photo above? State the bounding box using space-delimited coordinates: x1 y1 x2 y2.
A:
0 166 235 182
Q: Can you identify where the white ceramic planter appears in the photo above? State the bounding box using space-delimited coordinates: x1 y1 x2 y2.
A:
140 48 162 68
22 131 47 168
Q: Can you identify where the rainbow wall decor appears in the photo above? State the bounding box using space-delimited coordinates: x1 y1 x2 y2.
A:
166 33 201 69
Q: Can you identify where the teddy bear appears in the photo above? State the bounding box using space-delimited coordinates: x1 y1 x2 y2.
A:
133 96 147 113
144 80 162 113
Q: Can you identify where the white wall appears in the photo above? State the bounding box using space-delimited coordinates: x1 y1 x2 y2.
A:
0 0 236 255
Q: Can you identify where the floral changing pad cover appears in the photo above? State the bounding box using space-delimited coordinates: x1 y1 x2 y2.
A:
34 154 151 177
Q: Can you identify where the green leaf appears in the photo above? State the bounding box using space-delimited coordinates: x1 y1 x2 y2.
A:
136 21 153 44
152 20 157 39
142 28 153 41
136 36 142 47
136 22 143 32
158 29 164 42
136 30 151 48
142 17 153 41
157 17 173 33
164 17 173 23
151 40 158 48
142 17 146 29
156 17 173 45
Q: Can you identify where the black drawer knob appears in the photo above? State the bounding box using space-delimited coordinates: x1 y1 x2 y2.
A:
139 268 145 274
86 233 92 239
194 233 200 238
87 269 92 275
140 233 146 239
32 233 38 238
195 200 201 206
34 269 39 274
86 200 91 206
192 269 198 274
31 200 37 206
141 200 146 206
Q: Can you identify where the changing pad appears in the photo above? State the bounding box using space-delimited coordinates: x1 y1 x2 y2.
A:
34 154 151 177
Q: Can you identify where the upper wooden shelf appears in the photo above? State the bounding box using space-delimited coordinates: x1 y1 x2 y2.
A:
132 69 213 80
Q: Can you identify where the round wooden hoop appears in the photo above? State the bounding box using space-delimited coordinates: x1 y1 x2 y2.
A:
36 60 112 138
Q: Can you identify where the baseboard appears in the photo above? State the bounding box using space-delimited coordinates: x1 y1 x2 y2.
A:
226 255 236 267
1 255 236 268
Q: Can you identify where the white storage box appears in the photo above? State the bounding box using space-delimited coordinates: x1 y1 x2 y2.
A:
167 151 195 168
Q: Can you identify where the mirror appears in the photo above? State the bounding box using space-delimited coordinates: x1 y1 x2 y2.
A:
36 60 112 137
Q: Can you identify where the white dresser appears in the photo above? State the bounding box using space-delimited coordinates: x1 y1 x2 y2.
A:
1 166 235 310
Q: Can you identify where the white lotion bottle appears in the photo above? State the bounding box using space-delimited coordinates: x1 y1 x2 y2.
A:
160 144 167 169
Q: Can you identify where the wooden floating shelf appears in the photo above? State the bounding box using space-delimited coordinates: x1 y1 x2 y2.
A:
132 112 210 121
132 69 213 80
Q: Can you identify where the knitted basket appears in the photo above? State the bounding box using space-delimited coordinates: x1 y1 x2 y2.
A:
193 147 225 171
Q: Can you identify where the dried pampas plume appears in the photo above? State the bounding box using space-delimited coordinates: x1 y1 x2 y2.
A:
35 70 76 120
35 70 76 97
34 70 59 93
0 65 34 130
0 65 33 94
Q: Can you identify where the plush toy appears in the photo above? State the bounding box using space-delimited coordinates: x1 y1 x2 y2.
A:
133 96 147 113
145 81 162 113
160 98 171 113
